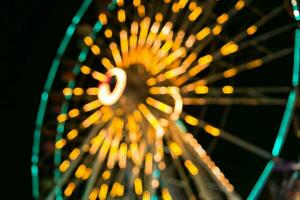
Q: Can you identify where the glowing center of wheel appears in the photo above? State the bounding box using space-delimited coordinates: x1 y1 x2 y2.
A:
97 68 127 105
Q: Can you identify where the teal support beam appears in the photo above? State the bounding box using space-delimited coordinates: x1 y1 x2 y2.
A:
247 161 275 200
31 0 93 198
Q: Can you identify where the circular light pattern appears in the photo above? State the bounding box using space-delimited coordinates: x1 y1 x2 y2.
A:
31 0 299 199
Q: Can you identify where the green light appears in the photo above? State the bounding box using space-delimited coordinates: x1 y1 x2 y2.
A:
272 90 297 157
247 161 274 200
293 29 300 86
31 0 93 198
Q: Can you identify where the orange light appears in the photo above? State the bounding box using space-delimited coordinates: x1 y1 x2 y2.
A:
75 164 86 178
196 27 211 40
83 36 93 46
104 29 113 38
235 0 245 10
68 108 79 118
246 59 263 68
217 13 229 24
98 184 108 200
222 86 234 94
91 45 101 55
73 87 84 96
69 148 80 160
57 113 67 123
212 25 222 35
184 115 199 126
169 142 182 156
184 160 198 175
246 25 257 35
188 7 202 21
134 178 143 195
89 188 99 200
220 41 238 56
142 191 151 200
102 170 111 180
63 88 72 96
118 9 126 22
64 182 75 197
195 85 209 94
204 124 221 136
98 13 107 25
223 68 238 78
67 129 79 140
55 139 66 149
80 65 91 75
155 13 163 22
59 160 70 172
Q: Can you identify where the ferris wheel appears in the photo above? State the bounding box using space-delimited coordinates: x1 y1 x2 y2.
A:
31 0 300 199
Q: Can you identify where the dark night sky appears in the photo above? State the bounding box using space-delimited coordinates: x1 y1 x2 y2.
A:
2 1 82 198
2 0 299 199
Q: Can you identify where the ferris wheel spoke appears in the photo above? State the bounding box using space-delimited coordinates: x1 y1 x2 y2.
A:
181 47 293 93
198 118 273 160
183 97 287 106
45 124 105 200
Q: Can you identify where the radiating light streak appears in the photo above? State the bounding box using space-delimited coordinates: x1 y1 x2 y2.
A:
104 29 113 38
102 170 111 180
75 164 86 178
57 113 67 123
217 13 229 24
222 86 234 94
89 188 99 200
56 139 66 149
188 6 202 21
68 108 79 118
59 160 70 172
82 110 102 128
83 100 102 112
86 87 99 96
220 41 239 56
98 184 108 200
91 45 101 55
204 124 221 136
169 142 182 157
196 27 211 41
83 36 93 46
145 152 153 175
67 129 79 140
101 57 114 70
162 188 172 200
118 9 126 22
146 97 173 114
138 103 164 137
184 160 199 175
64 182 76 197
184 115 199 126
109 42 123 67
69 148 80 161
73 87 84 96
98 13 107 25
134 178 143 195
89 129 107 155
118 143 127 168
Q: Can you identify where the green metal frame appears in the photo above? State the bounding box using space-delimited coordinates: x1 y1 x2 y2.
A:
247 1 300 199
32 0 300 199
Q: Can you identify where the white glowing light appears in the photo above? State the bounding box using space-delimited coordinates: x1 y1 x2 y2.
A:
98 68 127 105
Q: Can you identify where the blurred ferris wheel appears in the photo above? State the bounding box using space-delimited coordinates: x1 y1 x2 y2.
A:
31 0 300 199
